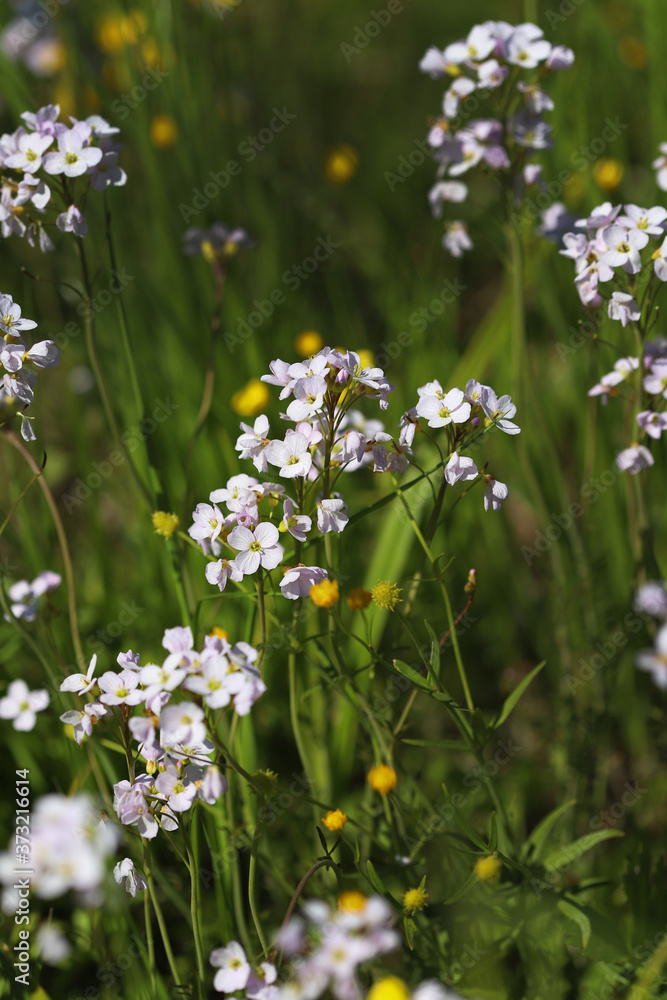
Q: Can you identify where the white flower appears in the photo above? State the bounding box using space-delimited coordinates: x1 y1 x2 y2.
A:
616 445 654 474
60 654 98 694
635 625 667 689
113 857 147 898
228 522 284 574
444 452 478 485
210 941 251 993
416 386 471 428
483 478 508 511
317 498 348 534
480 387 520 434
0 679 49 730
43 127 102 177
608 292 640 327
265 431 312 478
601 224 648 274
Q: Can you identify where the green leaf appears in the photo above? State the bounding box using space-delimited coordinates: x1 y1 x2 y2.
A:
366 859 388 895
444 869 479 904
557 899 591 949
424 620 441 679
492 660 546 728
488 813 498 853
392 659 432 691
443 786 488 851
543 829 624 873
402 738 469 750
404 915 416 950
521 799 577 863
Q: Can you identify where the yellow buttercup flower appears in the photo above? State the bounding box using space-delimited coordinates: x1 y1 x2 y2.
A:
322 809 348 831
310 579 339 608
474 855 503 882
337 890 367 913
368 764 397 795
208 627 229 641
230 379 270 417
151 511 179 539
294 330 324 356
403 885 429 913
367 977 410 1000
324 144 359 184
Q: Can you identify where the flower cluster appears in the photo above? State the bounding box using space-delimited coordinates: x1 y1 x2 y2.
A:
560 201 667 311
586 337 667 475
419 21 574 256
210 941 277 997
0 794 117 902
634 581 667 689
275 892 401 999
5 568 61 621
0 292 60 440
404 378 520 510
189 347 403 600
0 103 126 252
58 626 260 838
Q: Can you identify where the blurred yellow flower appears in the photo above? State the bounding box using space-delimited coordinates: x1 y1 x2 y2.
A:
357 349 374 369
208 627 229 641
230 379 270 417
322 808 348 831
618 36 647 70
96 10 147 54
474 855 503 882
337 890 367 912
367 978 410 1000
151 511 179 539
294 330 324 356
347 587 372 610
593 159 624 192
310 579 339 607
150 114 179 149
31 38 66 75
368 764 397 794
324 144 359 184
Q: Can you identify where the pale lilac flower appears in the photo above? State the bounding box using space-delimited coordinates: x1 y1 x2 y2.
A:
617 204 667 236
575 202 622 234
444 24 496 64
182 222 254 258
88 151 127 191
419 46 449 78
60 654 98 694
162 626 193 654
21 104 60 136
635 582 667 619
0 679 49 730
159 702 208 749
442 77 477 119
608 292 640 327
113 858 147 898
601 224 648 273
483 478 508 511
4 130 53 172
198 766 228 805
653 143 667 192
635 625 667 689
637 410 667 439
616 444 654 474
0 293 37 335
282 498 311 542
210 941 251 993
538 202 576 243
428 181 468 218
398 407 419 447
588 357 638 403
113 778 158 839
43 128 102 177
265 431 312 478
517 82 554 114
416 383 471 427
184 657 238 709
546 45 575 70
510 112 552 150
442 220 473 257
60 702 107 745
98 669 145 706
155 763 198 813
140 659 187 700
35 925 71 965
503 25 551 68
317 498 349 534
228 523 284 574
210 474 260 512
246 961 278 1000
206 557 243 591
56 204 88 237
653 236 667 281
480 387 520 434
644 360 667 397
445 452 478 485
280 564 328 600
286 376 327 422
189 502 225 543
260 358 292 395
477 58 508 89
235 414 271 472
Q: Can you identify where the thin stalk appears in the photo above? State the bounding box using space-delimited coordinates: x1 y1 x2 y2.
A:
143 884 156 994
143 843 182 987
5 430 85 668
185 839 206 982
248 815 269 954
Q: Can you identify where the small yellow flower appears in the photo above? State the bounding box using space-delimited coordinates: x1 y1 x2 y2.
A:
403 885 429 913
464 568 477 594
347 587 372 610
150 114 178 149
474 855 503 882
370 581 402 611
230 379 270 417
208 626 229 641
593 158 624 192
322 809 348 831
368 764 397 795
310 579 339 608
337 890 367 913
367 977 411 1000
294 330 324 356
324 144 359 184
151 511 179 539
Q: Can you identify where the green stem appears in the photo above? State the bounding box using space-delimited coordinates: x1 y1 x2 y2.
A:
248 814 269 954
143 843 182 987
185 838 206 982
